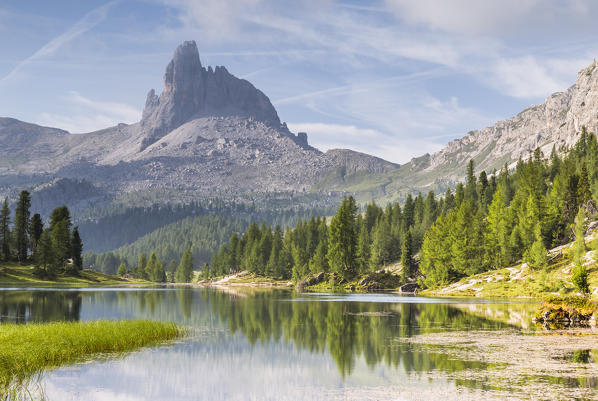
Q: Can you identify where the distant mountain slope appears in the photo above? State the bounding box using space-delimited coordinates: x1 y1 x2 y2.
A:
0 40 399 212
328 59 598 203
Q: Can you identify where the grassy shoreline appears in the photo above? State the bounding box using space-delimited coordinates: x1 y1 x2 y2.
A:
0 263 149 288
0 319 183 397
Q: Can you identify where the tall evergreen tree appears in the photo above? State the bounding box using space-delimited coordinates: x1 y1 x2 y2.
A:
0 198 11 261
29 213 44 257
51 220 70 267
400 231 414 282
117 262 128 277
327 196 358 280
175 247 194 283
71 226 83 271
36 228 53 272
14 190 31 262
137 253 148 279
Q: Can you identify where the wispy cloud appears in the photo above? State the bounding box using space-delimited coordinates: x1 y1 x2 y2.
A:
38 90 140 133
287 122 443 164
0 1 117 85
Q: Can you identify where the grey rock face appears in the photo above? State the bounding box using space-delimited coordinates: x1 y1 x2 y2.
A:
422 60 598 179
140 40 281 150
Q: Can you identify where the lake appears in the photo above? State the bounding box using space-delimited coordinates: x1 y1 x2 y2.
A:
1 287 595 400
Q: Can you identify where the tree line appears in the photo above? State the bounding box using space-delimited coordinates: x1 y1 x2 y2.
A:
208 128 598 289
106 247 195 283
0 191 83 277
78 199 336 253
420 128 598 288
208 189 436 282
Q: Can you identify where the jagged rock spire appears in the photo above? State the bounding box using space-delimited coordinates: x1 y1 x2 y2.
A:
140 40 281 150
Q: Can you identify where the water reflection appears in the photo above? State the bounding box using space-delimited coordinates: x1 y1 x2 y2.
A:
0 288 536 380
0 291 82 323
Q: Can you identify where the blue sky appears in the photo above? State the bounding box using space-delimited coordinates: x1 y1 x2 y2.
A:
2 0 598 163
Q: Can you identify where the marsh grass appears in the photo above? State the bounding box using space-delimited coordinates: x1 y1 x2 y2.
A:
0 320 182 399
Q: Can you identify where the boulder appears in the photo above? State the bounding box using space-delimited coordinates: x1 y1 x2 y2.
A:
399 283 420 294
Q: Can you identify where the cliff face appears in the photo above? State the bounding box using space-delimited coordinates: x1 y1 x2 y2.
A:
425 61 598 178
139 41 281 150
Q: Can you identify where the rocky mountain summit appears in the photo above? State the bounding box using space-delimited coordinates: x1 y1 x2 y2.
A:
0 40 398 214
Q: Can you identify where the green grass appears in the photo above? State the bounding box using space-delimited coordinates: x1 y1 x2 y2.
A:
540 295 598 316
0 262 146 287
0 320 183 397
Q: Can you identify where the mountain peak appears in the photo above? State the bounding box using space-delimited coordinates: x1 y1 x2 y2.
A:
139 40 281 150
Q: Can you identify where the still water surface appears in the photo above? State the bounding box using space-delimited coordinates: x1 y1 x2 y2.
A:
0 287 551 400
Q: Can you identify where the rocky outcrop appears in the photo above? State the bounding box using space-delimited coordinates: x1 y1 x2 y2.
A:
139 40 281 150
422 60 598 179
399 283 420 294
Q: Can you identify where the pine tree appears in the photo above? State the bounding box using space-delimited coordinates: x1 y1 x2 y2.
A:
14 190 31 262
420 215 453 287
465 159 477 202
402 194 415 230
29 213 43 257
572 208 587 266
137 253 148 279
51 220 70 268
36 228 53 272
400 231 414 282
485 184 511 268
146 252 158 282
49 206 71 230
327 196 358 280
524 237 547 269
578 161 591 204
572 265 590 295
175 247 193 283
70 226 83 272
167 260 177 282
0 198 11 261
117 262 128 277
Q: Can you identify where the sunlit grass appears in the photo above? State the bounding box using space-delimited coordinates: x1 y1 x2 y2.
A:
0 320 183 398
0 262 146 287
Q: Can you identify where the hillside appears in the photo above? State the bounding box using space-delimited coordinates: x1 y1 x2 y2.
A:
424 225 598 298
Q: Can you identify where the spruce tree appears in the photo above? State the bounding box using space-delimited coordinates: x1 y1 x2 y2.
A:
400 231 414 282
70 226 83 272
572 208 587 266
117 262 128 277
175 247 193 283
137 253 148 279
36 228 53 272
51 220 70 268
572 265 590 295
167 260 177 282
29 213 43 257
14 190 31 263
0 198 11 261
49 206 71 230
465 159 477 202
327 196 358 280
